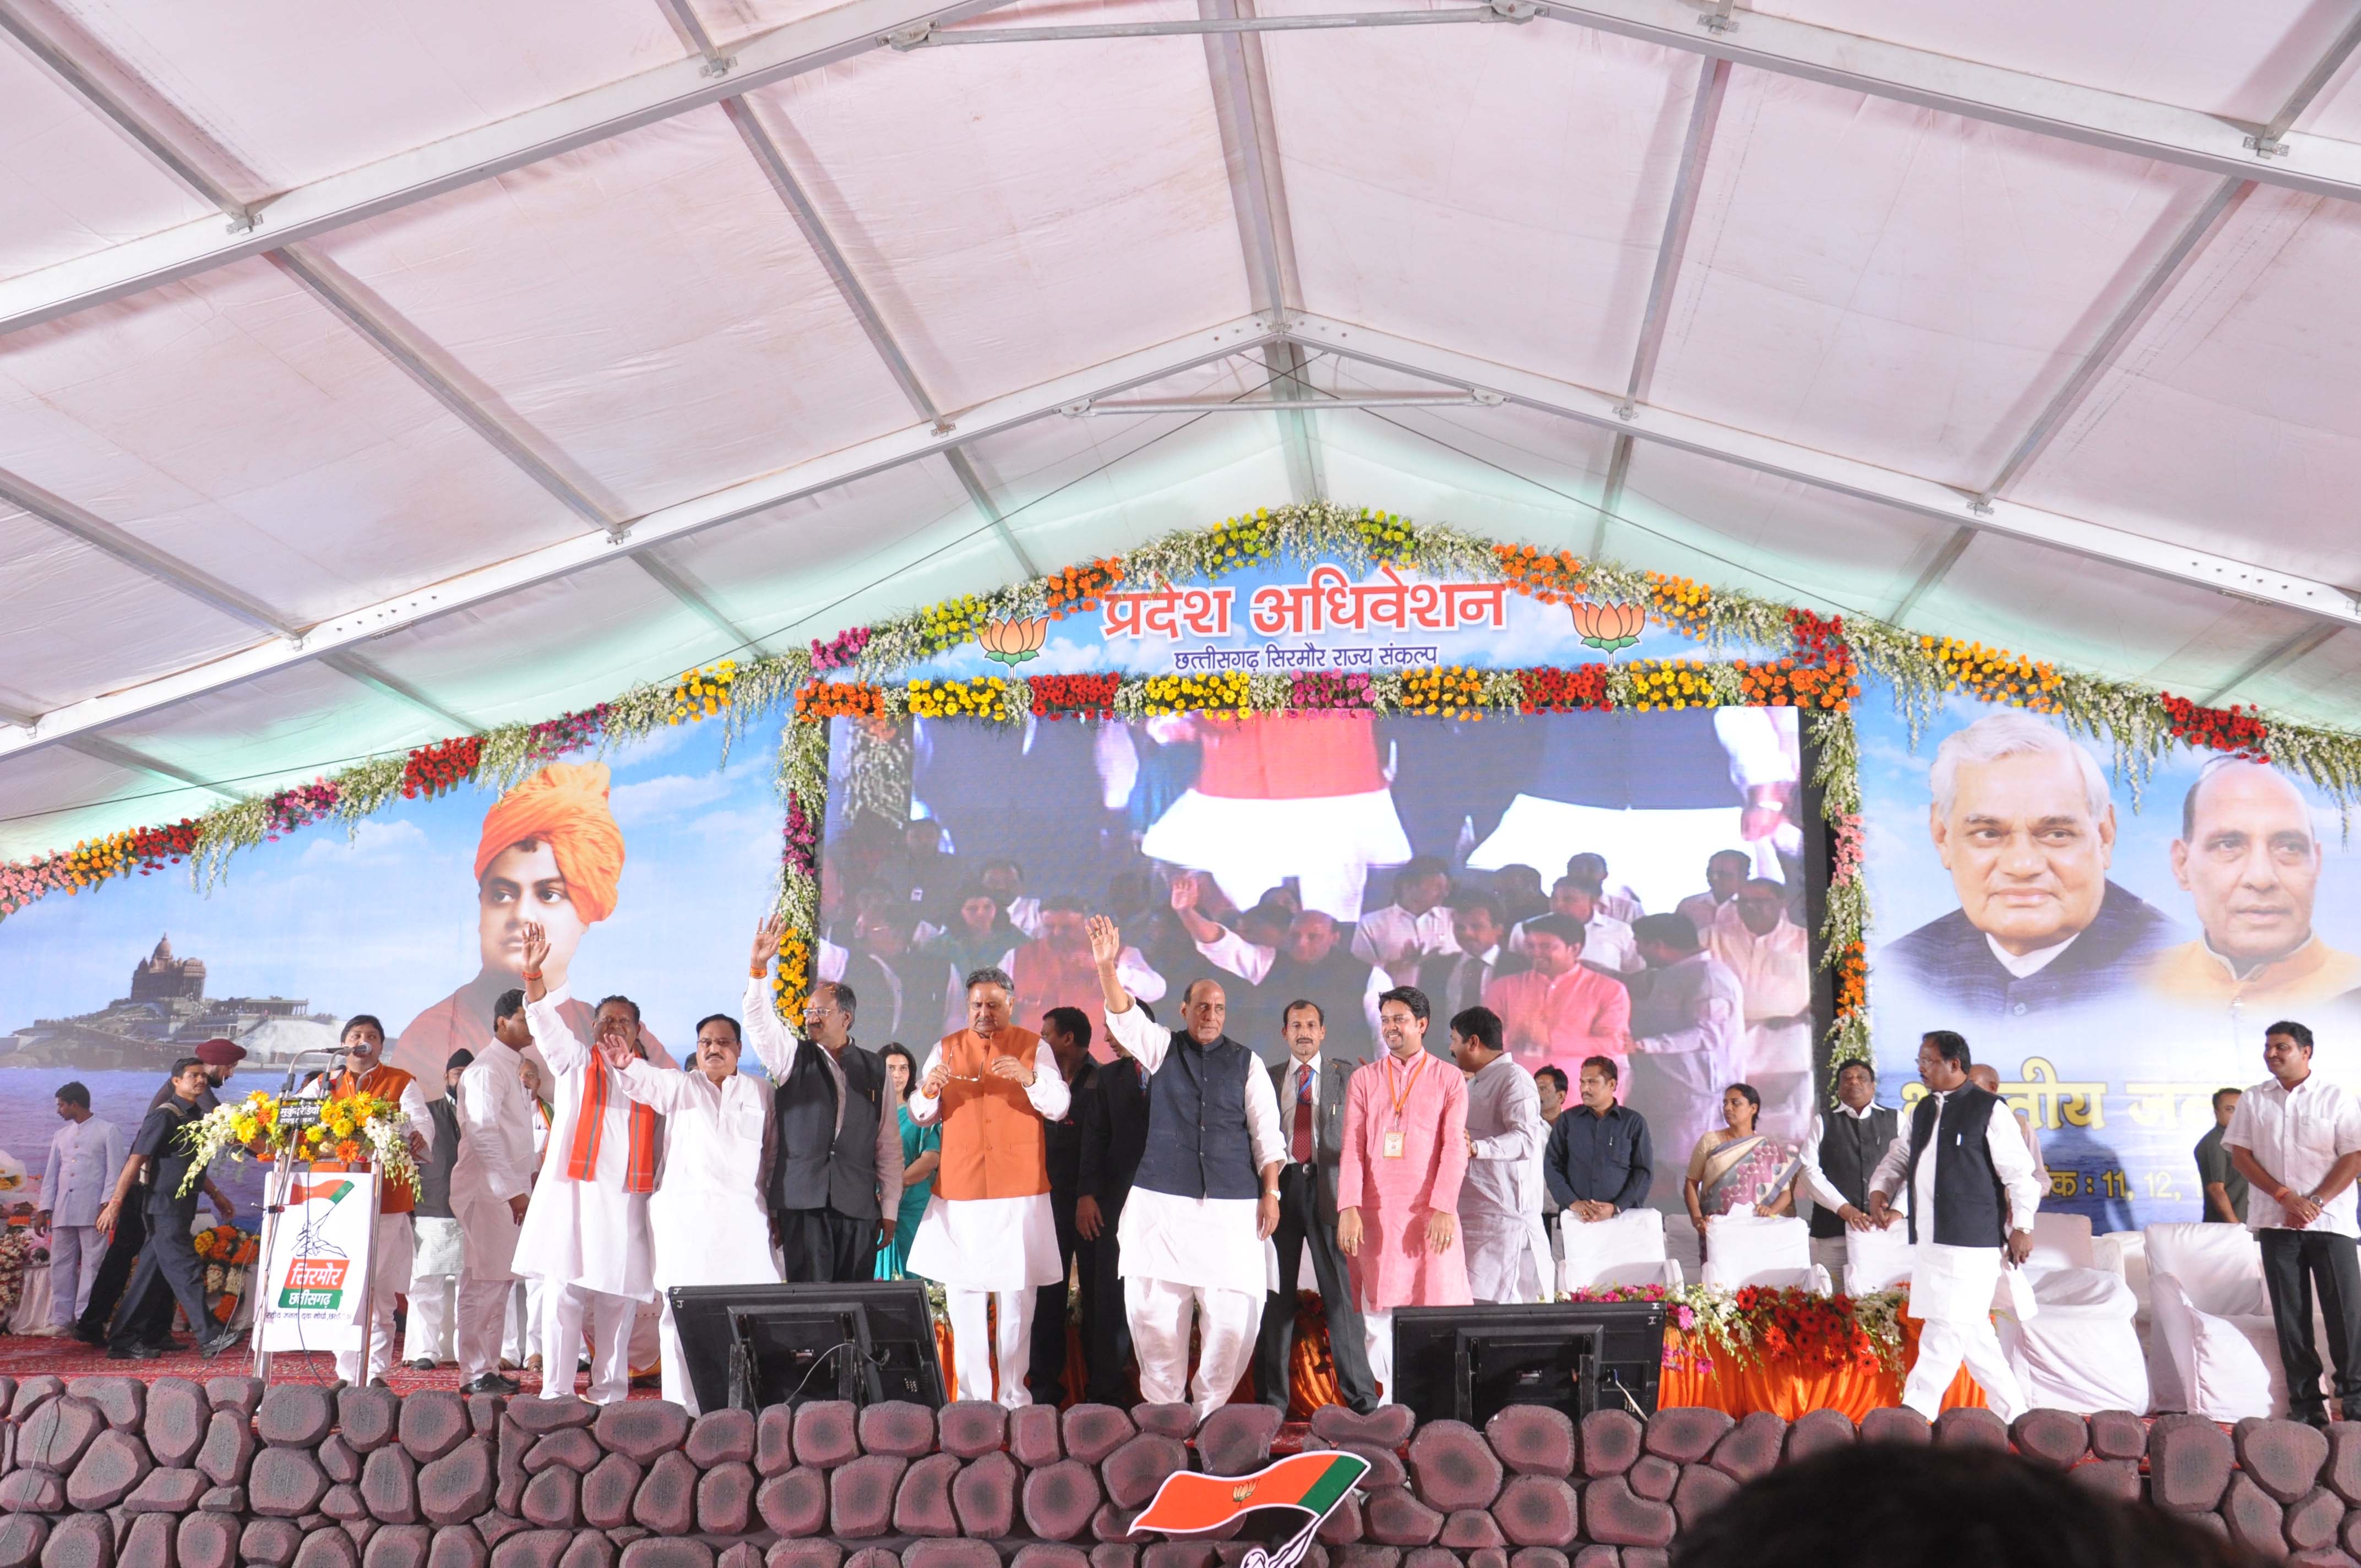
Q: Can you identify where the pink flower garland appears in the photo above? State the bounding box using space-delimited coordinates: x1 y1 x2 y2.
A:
264 778 339 840
1290 671 1374 709
810 625 872 673
782 791 819 879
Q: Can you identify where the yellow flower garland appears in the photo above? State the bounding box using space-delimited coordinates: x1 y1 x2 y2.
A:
905 677 1010 720
1138 671 1253 716
666 660 737 725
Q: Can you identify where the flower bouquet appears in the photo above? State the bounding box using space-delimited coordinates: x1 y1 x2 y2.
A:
177 1088 424 1200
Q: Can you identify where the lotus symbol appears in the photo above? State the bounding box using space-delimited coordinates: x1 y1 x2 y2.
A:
978 617 1048 666
1570 600 1645 651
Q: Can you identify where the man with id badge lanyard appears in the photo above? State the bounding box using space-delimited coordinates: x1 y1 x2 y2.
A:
1337 986 1471 1404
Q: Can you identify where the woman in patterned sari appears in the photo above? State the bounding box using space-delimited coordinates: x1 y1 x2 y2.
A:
1684 1084 1797 1261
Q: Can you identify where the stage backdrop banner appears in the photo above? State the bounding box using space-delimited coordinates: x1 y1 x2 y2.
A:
0 714 786 1206
1857 677 2361 1231
860 557 1782 683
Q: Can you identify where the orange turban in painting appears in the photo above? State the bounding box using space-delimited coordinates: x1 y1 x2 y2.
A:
472 762 627 924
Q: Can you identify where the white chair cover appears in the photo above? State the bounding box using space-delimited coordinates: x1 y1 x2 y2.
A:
1997 1262 2151 1414
1843 1223 1915 1296
1559 1207 1683 1293
2028 1212 2097 1269
2145 1222 2282 1420
1700 1213 1833 1294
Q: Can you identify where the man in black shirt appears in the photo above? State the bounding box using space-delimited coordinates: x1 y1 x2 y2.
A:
1026 1006 1098 1406
1542 1055 1655 1221
1076 1031 1151 1406
98 1058 239 1360
77 1041 241 1348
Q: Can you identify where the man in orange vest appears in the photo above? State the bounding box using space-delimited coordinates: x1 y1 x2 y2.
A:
904 965 1070 1408
306 1015 434 1387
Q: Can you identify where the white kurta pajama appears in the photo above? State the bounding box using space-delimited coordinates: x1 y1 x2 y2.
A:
611 1014 781 1412
1102 1003 1285 1417
906 1036 1070 1408
450 1039 538 1385
1459 1056 1547 1303
1869 1092 2044 1421
515 988 659 1404
40 1115 123 1329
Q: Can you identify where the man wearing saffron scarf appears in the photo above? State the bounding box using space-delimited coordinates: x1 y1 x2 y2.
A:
906 966 1070 1408
298 1015 434 1387
513 921 660 1404
391 762 671 1080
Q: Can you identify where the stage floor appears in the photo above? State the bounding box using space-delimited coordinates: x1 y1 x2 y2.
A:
0 1333 668 1398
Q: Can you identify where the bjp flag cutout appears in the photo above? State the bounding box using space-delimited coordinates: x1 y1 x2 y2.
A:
1133 1451 1370 1568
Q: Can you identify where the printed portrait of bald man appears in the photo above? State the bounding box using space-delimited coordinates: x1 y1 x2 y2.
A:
2147 757 2360 1011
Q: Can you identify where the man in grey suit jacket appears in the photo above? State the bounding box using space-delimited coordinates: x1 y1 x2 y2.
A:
1253 998 1379 1414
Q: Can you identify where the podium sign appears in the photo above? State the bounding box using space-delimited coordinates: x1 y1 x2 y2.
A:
257 1168 377 1352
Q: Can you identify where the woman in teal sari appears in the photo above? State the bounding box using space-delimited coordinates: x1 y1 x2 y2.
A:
1684 1084 1799 1262
876 1043 940 1281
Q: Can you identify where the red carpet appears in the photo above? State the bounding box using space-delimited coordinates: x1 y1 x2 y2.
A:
0 1332 664 1398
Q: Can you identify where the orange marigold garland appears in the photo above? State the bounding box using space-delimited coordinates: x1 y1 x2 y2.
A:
795 680 884 722
1645 572 1714 638
1492 544 1587 605
1922 636 2058 711
1045 558 1125 620
1397 667 1488 719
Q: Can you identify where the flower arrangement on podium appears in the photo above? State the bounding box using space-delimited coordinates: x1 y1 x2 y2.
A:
176 1088 425 1200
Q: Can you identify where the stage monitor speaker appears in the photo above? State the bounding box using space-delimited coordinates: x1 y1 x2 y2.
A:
666 1281 946 1413
1388 1300 1667 1425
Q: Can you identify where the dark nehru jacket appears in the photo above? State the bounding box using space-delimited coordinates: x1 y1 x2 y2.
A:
1809 1104 1898 1239
770 1037 888 1220
1131 1031 1261 1202
1880 880 2174 1020
1903 1086 2009 1248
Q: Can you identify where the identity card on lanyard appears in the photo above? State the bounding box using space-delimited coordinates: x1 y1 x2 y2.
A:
1382 1052 1427 1158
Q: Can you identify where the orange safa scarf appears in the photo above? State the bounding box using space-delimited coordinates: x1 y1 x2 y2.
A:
564 1055 660 1194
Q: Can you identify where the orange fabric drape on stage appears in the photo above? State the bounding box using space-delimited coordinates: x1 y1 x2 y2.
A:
1653 1317 1985 1420
938 1294 1983 1420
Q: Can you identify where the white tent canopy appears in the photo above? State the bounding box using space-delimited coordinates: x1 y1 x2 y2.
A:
4 0 2360 859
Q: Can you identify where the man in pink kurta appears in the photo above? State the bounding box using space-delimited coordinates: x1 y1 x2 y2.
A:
1483 914 1633 1080
1339 985 1471 1406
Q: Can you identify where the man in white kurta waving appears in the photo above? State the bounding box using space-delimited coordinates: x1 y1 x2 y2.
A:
1090 914 1284 1418
906 965 1070 1408
1867 1028 2042 1422
598 916 793 1411
513 921 660 1404
452 994 537 1395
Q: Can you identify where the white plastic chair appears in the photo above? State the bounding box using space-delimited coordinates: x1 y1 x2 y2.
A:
1843 1222 1914 1295
1558 1206 1684 1293
2145 1221 2282 1420
1699 1213 1833 1293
